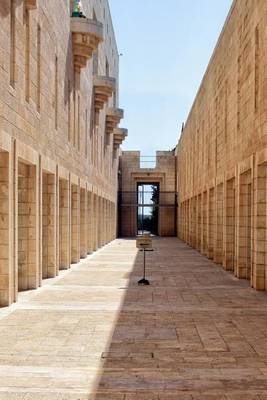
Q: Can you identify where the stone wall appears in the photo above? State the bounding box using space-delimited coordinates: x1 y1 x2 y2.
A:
176 0 267 290
0 0 123 306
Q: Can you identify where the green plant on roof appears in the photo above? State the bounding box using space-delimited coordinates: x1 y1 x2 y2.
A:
72 0 82 17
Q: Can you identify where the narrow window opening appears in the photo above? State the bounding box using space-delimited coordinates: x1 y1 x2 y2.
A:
25 8 30 102
37 24 41 111
85 108 88 158
254 26 259 112
77 95 80 151
10 0 16 87
237 55 241 131
68 80 71 141
224 80 228 143
73 90 76 146
55 55 58 130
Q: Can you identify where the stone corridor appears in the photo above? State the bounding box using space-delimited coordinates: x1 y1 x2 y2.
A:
1 239 267 398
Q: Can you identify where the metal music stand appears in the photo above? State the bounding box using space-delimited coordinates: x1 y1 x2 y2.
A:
136 235 152 285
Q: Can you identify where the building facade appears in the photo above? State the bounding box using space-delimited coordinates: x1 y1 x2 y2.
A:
119 151 177 237
0 0 126 306
177 0 267 290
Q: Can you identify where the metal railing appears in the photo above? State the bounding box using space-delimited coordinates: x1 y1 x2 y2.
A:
118 191 177 207
139 156 157 169
118 191 178 237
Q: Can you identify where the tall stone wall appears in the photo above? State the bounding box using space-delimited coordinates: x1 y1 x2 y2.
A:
0 0 119 189
0 0 124 306
177 0 267 290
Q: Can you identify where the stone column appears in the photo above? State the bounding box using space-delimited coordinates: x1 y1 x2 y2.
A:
112 201 116 240
190 197 197 248
109 200 111 241
71 183 80 263
102 197 105 246
17 160 39 291
59 178 70 269
102 198 106 245
201 191 208 256
207 187 215 260
214 183 224 264
42 172 57 278
252 163 267 289
187 199 190 244
236 170 252 280
87 191 93 254
0 150 13 306
184 201 187 243
99 197 104 247
94 194 99 250
104 199 108 244
80 187 87 258
196 193 202 252
223 178 236 271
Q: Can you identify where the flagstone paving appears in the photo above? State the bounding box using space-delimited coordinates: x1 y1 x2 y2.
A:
1 238 267 398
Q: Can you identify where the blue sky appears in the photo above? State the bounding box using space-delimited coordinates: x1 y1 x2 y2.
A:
109 0 233 155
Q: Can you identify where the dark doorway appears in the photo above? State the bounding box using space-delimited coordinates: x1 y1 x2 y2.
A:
137 183 159 235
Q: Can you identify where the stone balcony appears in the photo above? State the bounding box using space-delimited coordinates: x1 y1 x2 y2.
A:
94 76 116 113
106 108 124 135
24 0 37 9
71 17 103 72
113 128 128 149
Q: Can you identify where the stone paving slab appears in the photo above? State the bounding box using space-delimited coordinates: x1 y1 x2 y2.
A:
1 238 267 398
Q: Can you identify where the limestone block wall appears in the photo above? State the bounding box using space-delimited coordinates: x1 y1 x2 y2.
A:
42 171 56 279
87 192 93 254
80 187 87 259
18 160 38 291
59 178 70 270
0 150 12 306
0 0 122 306
176 0 267 290
71 183 80 264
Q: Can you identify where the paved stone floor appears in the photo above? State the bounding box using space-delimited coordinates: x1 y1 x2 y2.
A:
2 238 267 399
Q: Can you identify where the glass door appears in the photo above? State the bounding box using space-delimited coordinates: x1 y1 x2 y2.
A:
137 183 159 235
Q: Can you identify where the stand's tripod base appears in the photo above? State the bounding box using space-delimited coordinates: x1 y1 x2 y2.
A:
138 278 150 286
